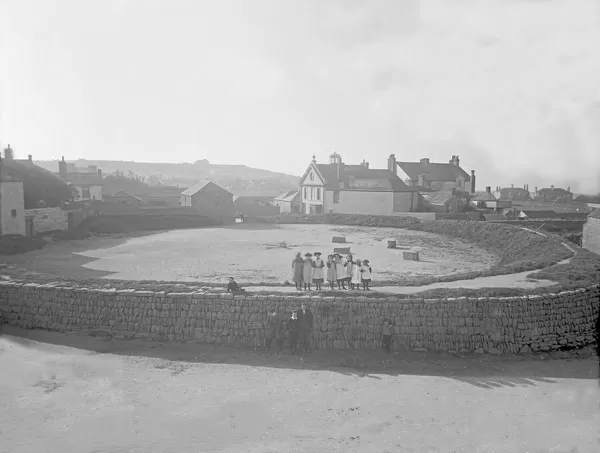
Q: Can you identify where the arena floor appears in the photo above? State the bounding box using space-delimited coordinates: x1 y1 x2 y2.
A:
1 224 497 284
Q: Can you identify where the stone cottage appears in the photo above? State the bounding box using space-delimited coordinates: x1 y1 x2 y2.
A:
274 190 301 214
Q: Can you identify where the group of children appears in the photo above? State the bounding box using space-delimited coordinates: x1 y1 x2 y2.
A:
292 252 372 291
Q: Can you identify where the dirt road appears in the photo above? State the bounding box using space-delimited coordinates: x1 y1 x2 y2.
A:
1 328 599 453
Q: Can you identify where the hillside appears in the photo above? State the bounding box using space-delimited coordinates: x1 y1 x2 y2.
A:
34 159 300 189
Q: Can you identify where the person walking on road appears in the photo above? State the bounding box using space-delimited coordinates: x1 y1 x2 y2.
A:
382 318 395 353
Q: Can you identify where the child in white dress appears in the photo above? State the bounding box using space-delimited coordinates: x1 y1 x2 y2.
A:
351 259 362 290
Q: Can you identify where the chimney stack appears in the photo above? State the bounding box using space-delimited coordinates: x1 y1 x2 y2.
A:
511 184 514 188
486 186 491 194
361 159 369 169
28 154 32 161
97 168 102 177
387 154 397 174
58 156 67 178
420 158 430 164
551 184 554 190
3 144 14 160
470 170 476 193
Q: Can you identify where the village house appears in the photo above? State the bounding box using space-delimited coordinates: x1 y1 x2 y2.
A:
104 191 142 207
299 153 420 215
493 185 531 202
0 157 26 235
469 187 502 210
58 157 104 201
274 190 301 214
181 180 234 221
396 155 474 193
421 189 470 214
533 185 573 203
583 209 600 255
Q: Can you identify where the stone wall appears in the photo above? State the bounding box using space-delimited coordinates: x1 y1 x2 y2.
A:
1 281 598 354
25 207 68 234
583 217 600 256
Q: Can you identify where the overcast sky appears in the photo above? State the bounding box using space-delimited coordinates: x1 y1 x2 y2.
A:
1 0 599 193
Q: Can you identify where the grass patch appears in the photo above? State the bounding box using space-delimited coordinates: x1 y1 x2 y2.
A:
0 235 46 256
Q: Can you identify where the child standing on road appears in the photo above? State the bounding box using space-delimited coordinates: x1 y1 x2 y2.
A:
360 259 372 290
382 318 394 353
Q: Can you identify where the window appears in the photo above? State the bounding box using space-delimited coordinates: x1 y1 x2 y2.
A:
11 209 17 218
309 173 314 181
333 191 340 203
303 187 307 199
316 188 321 200
82 187 91 199
311 188 315 200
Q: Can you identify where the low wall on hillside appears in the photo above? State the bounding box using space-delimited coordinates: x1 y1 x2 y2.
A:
1 281 597 354
25 207 68 234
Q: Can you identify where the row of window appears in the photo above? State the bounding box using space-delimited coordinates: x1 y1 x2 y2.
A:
303 187 321 201
302 187 341 204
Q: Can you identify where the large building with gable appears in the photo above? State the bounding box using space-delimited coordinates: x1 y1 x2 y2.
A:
298 152 420 215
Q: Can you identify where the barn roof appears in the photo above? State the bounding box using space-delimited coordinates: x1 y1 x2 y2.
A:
181 180 232 197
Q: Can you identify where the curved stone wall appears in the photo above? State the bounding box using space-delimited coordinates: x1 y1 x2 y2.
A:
1 281 598 354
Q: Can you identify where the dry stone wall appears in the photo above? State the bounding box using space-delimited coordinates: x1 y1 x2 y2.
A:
25 207 68 234
0 281 598 354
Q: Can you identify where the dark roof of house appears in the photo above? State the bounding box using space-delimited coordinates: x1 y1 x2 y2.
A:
231 189 282 198
181 180 232 197
538 187 571 193
589 208 600 219
471 191 497 201
519 210 559 218
421 190 467 206
397 161 471 182
65 173 104 185
314 163 415 192
110 190 141 200
498 187 530 200
275 189 299 202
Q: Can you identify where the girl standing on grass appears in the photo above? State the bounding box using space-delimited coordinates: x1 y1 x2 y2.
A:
335 254 347 290
302 253 314 291
361 259 372 290
351 259 362 290
312 252 325 291
292 252 304 290
382 318 394 353
326 254 338 290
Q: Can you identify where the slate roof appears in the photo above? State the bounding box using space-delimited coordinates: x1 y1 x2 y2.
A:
110 191 141 200
314 163 415 192
397 161 471 182
471 191 497 202
589 208 600 219
421 190 464 206
65 172 104 185
181 180 232 197
538 187 571 193
275 190 300 202
483 212 508 221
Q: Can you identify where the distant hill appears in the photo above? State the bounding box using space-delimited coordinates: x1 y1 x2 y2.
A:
34 159 300 190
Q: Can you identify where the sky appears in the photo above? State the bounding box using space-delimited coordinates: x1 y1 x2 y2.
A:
1 0 599 193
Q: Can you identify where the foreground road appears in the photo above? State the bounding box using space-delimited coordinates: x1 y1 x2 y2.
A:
1 328 599 453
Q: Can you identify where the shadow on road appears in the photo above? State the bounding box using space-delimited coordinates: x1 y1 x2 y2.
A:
2 327 598 390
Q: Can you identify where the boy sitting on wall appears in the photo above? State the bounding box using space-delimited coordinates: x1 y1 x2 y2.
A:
227 277 246 293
